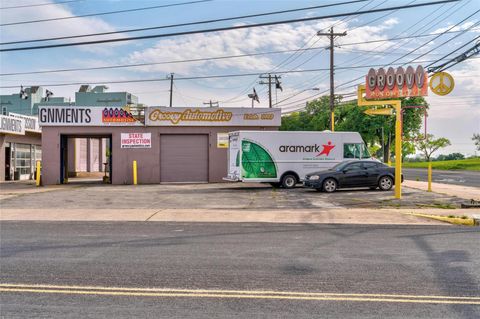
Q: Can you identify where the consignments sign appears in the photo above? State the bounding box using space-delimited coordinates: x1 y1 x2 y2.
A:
366 66 428 99
38 106 143 126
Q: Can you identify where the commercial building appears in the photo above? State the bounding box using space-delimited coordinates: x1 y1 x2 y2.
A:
0 113 42 181
0 85 141 181
39 106 281 185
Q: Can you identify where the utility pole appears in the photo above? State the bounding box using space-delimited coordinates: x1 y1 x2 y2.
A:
203 100 219 107
259 74 281 108
317 27 346 131
168 73 174 107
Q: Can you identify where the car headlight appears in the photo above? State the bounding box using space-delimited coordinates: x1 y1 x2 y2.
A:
309 175 320 180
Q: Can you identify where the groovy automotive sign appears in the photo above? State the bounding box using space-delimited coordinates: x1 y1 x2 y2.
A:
366 66 428 99
38 106 143 126
146 107 281 126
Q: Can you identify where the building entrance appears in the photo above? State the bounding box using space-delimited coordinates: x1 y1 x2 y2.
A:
60 134 112 184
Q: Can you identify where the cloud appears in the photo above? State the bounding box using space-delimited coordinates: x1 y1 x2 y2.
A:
425 59 480 155
0 0 127 54
125 17 400 75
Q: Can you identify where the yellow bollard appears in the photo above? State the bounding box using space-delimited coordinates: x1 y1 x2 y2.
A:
388 160 391 167
427 161 432 192
35 160 41 186
133 160 137 185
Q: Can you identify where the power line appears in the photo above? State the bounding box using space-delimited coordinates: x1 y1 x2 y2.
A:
1 58 475 89
277 6 479 110
425 35 480 68
1 0 368 45
0 0 212 27
315 0 467 84
277 53 480 110
407 19 480 64
0 0 459 52
0 0 83 10
246 0 377 100
1 28 477 79
388 9 479 65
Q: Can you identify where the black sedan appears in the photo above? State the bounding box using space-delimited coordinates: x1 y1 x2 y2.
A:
304 160 403 192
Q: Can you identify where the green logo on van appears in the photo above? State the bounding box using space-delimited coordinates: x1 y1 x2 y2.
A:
241 140 277 179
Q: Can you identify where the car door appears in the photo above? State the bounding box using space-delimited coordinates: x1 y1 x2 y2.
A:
362 162 380 186
339 162 366 187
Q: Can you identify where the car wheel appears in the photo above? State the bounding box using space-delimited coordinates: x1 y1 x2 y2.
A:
323 178 337 193
378 176 393 191
281 174 297 189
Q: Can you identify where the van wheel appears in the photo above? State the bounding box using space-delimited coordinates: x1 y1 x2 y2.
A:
378 176 393 191
281 174 297 189
323 178 337 193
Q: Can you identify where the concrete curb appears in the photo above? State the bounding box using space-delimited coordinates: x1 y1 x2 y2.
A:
0 208 469 225
406 213 479 226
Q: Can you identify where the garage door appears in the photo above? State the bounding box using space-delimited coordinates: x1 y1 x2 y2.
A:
160 134 209 183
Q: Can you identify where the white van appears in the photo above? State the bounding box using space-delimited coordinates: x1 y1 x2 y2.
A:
224 130 372 188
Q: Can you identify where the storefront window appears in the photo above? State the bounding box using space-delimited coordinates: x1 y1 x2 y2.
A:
15 144 32 176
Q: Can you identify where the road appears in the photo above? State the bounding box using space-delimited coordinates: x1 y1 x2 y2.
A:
1 222 479 318
403 168 480 187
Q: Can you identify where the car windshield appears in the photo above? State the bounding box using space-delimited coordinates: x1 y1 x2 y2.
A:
331 161 352 171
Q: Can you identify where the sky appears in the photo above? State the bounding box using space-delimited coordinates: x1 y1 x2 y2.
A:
0 0 479 156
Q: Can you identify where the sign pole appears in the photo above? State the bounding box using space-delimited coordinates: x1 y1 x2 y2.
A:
393 100 402 199
358 85 402 199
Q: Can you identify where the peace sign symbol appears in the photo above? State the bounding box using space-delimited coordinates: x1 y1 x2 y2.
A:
429 72 454 96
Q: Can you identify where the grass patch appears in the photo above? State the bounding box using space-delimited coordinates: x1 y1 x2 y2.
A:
402 158 480 171
417 202 457 209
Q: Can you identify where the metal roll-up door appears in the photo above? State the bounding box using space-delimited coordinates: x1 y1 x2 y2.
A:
160 134 209 183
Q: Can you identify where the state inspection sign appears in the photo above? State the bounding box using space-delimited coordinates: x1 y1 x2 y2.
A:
121 133 151 148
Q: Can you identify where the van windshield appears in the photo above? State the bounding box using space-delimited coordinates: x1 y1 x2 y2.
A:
343 143 370 159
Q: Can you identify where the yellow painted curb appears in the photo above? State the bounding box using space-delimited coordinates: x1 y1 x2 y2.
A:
407 213 478 226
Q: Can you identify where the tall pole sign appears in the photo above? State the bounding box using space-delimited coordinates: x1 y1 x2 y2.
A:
359 65 428 200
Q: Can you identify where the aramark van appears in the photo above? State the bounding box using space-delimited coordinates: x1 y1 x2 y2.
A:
224 131 373 188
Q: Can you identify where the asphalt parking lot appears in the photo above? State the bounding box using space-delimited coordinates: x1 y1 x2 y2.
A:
0 181 465 210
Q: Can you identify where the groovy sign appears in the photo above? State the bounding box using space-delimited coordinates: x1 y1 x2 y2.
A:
146 107 281 127
365 66 428 99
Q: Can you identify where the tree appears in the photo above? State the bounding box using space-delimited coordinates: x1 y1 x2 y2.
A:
473 133 480 151
415 134 451 162
436 153 465 161
402 141 416 161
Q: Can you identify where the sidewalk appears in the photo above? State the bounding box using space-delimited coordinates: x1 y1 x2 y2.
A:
1 207 478 225
404 180 480 200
